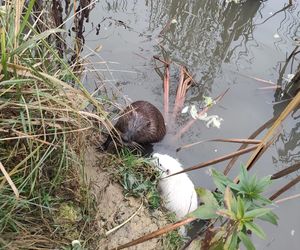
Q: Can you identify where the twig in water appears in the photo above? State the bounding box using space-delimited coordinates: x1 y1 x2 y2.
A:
158 16 176 37
172 66 193 121
255 1 293 26
153 56 170 120
275 192 300 204
257 86 281 90
269 175 300 201
166 145 258 179
244 91 300 171
271 162 300 180
177 138 261 152
224 116 277 175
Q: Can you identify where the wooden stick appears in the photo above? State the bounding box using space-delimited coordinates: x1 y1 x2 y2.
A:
275 192 300 204
271 162 300 180
114 217 196 250
224 116 277 175
163 62 170 120
269 175 300 201
172 67 185 120
177 138 261 152
166 145 258 178
244 91 300 171
153 56 170 120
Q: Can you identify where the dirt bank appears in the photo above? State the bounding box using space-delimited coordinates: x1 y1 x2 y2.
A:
84 136 169 250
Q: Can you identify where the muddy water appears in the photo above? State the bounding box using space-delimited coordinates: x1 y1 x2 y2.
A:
70 0 300 249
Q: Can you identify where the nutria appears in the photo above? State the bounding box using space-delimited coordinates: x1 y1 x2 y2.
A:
102 101 166 150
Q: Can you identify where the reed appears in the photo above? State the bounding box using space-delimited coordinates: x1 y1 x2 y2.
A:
0 1 109 248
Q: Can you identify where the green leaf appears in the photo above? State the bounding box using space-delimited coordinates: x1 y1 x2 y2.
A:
12 28 65 56
256 195 272 205
238 231 255 250
236 196 245 219
255 176 272 192
258 210 278 225
224 186 233 211
196 187 219 208
1 27 8 78
245 221 266 239
19 0 36 35
244 208 270 219
227 182 240 192
212 170 233 193
239 165 249 184
203 96 214 107
226 230 238 250
216 209 235 219
189 205 218 220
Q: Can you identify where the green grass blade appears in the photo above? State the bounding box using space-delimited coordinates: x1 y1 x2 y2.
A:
238 231 255 250
1 27 8 78
19 0 36 35
11 28 65 56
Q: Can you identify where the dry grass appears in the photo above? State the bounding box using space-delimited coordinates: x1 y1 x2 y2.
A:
0 1 110 248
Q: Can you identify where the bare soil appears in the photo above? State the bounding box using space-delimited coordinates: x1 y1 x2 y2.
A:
84 136 168 250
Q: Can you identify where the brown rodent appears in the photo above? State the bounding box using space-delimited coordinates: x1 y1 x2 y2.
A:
102 101 166 150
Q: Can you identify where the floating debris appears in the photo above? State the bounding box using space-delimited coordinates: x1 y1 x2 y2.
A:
273 33 280 39
181 106 189 113
171 19 178 24
225 0 241 3
190 105 198 119
283 74 295 83
187 105 223 128
201 114 224 129
203 96 215 107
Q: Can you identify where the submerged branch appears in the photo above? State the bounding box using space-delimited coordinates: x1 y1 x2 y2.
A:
153 56 170 120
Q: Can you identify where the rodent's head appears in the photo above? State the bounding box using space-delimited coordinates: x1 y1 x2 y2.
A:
119 113 151 145
152 153 183 177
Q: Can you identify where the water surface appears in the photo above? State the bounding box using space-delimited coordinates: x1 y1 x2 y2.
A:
69 1 300 249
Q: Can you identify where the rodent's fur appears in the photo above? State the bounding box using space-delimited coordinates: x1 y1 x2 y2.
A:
102 101 166 150
152 153 198 219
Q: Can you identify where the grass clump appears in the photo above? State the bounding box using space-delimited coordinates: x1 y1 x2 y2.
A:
0 1 108 249
104 148 161 209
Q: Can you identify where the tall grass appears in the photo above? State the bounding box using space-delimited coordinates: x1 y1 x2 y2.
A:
0 1 108 248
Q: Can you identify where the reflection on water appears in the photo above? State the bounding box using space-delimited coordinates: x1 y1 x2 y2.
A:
150 0 262 91
64 0 300 249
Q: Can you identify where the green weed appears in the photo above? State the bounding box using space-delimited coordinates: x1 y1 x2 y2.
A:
190 166 278 250
108 148 161 209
